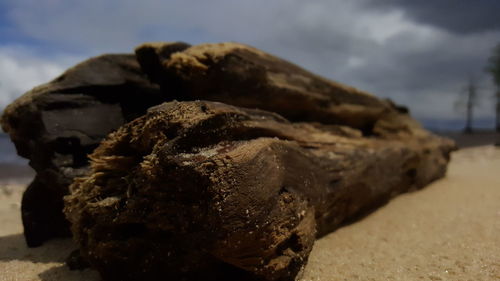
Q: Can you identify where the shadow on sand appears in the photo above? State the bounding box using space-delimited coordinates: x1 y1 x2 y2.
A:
0 233 99 280
0 233 73 263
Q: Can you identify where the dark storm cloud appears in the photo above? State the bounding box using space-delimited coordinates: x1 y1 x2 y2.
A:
254 4 499 119
367 0 500 33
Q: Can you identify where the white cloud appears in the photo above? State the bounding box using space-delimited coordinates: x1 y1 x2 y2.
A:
0 45 81 112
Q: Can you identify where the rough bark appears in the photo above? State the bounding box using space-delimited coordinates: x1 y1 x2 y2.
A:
135 42 416 136
1 40 452 280
64 101 454 281
0 53 177 246
2 41 425 248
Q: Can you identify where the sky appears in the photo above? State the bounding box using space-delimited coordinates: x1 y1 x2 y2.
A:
0 0 499 130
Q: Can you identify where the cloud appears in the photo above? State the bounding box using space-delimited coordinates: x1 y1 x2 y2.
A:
365 0 500 34
337 29 499 120
0 45 80 112
0 0 499 123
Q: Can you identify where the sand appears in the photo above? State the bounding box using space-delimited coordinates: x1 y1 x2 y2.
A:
1 146 499 281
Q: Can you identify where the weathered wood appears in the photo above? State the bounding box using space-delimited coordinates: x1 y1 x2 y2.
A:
135 42 414 135
0 53 170 246
1 41 433 249
2 41 455 281
64 101 454 281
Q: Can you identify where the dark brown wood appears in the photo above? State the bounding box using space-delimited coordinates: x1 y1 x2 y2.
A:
1 41 455 280
2 41 428 248
135 42 412 135
64 101 454 281
0 53 168 246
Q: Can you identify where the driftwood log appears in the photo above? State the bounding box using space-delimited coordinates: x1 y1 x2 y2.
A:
2 41 455 280
135 42 407 135
1 41 428 247
64 101 454 281
0 54 167 246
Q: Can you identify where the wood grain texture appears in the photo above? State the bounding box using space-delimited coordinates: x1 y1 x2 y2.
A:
0 53 168 246
135 42 413 135
64 101 454 281
1 41 455 281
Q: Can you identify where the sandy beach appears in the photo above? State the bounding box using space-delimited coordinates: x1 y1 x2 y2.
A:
1 146 499 281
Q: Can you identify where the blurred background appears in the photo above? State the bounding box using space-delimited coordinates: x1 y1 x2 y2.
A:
1 0 499 182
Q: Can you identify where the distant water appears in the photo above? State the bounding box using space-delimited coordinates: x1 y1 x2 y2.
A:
420 117 495 132
0 134 34 184
0 134 27 164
